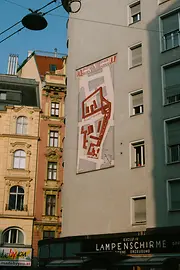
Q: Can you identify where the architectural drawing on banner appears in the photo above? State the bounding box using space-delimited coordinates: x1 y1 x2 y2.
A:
77 54 117 173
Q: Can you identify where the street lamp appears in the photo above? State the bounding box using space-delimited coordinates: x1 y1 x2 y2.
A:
61 0 81 13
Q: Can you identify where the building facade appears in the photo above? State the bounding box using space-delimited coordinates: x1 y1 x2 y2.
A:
62 0 180 237
37 0 180 269
0 75 40 267
17 51 67 259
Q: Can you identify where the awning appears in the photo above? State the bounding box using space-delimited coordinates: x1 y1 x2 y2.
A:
46 258 90 267
114 256 179 267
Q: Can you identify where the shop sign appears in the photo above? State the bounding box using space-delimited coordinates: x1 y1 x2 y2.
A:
82 234 180 255
0 247 32 266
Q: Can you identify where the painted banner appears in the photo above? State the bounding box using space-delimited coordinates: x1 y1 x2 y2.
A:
76 54 117 173
0 247 32 266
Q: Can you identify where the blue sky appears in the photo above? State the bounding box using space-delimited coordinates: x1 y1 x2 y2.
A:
0 0 68 74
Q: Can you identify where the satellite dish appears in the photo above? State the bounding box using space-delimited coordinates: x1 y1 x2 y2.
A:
22 12 48 31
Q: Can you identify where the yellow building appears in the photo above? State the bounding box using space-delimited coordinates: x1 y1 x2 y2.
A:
0 76 40 267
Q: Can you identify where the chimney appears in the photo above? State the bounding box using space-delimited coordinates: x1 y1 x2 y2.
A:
7 54 19 75
54 48 57 57
28 51 33 57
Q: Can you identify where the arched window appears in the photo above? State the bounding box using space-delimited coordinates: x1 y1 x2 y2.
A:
3 227 24 245
16 116 28 135
9 186 24 211
13 150 26 169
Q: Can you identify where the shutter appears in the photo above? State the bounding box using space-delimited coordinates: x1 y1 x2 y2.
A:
170 181 180 210
132 45 142 66
167 118 180 145
132 92 143 107
6 91 21 103
131 3 140 16
134 197 146 222
162 13 179 34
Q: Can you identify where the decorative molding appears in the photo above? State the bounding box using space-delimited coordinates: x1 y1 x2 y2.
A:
10 142 31 148
48 124 62 128
0 134 39 140
45 150 62 160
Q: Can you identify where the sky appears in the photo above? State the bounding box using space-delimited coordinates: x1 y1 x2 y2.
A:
0 0 68 74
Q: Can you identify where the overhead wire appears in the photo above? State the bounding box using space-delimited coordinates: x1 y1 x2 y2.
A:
0 1 62 44
2 0 28 10
0 27 25 44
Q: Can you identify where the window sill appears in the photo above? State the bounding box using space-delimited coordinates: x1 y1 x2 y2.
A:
129 20 141 26
132 222 146 226
168 209 180 212
131 165 145 169
158 0 170 4
161 44 179 53
164 100 180 106
130 112 143 117
167 161 180 165
129 63 142 70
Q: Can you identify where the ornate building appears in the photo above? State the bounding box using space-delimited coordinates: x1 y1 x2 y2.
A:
17 51 67 259
0 75 40 267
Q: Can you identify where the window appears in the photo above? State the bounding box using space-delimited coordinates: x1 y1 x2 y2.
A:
8 186 24 211
46 195 56 216
130 90 143 115
129 1 141 24
166 118 180 163
43 231 55 239
0 92 6 100
130 44 142 67
168 180 180 211
131 141 145 168
16 116 28 135
161 11 179 51
13 150 26 169
49 131 59 147
51 102 59 117
3 228 24 244
47 162 57 180
50 64 57 72
163 62 180 105
132 197 146 224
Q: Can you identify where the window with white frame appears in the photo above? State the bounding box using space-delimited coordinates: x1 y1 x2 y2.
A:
131 141 145 168
163 61 180 105
130 90 143 115
16 116 28 135
0 91 6 100
130 44 142 67
3 228 24 244
51 102 59 117
47 162 57 180
168 179 180 211
166 118 180 163
161 11 180 51
129 1 141 24
132 196 146 224
8 186 24 211
45 195 56 216
13 150 26 169
49 130 59 147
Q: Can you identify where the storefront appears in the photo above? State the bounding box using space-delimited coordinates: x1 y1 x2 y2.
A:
0 247 32 268
38 229 180 270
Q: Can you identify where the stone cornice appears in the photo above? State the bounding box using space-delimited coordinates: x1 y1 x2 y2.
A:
0 214 34 220
0 134 39 140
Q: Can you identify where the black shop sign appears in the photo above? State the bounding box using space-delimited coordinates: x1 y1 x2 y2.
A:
82 234 180 255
